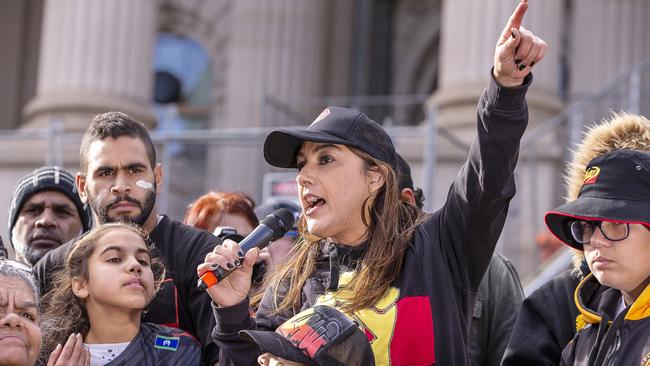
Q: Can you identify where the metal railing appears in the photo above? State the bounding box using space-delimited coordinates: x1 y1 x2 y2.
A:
2 58 650 279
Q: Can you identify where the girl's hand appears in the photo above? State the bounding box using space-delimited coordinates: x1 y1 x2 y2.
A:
493 0 548 87
258 352 307 366
197 239 259 307
47 333 90 366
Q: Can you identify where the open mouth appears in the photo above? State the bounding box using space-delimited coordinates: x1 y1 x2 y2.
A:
304 194 326 214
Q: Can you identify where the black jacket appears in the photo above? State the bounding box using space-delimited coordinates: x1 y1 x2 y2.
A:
501 269 583 366
560 274 650 366
34 215 221 364
103 322 201 365
469 253 524 366
213 72 531 365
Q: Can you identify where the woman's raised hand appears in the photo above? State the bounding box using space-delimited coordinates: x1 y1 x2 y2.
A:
493 0 548 87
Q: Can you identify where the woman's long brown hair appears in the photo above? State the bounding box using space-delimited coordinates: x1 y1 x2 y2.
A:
40 223 165 360
268 148 424 314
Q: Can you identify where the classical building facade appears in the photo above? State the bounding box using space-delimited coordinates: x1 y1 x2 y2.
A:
1 0 649 276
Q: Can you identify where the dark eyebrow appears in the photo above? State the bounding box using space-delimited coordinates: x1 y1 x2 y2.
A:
100 246 151 259
296 144 341 159
100 246 123 255
94 162 148 173
94 165 114 172
123 163 148 170
53 203 75 211
315 144 341 152
22 202 44 210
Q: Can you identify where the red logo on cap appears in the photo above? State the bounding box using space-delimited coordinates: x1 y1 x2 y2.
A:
583 166 600 185
281 323 326 358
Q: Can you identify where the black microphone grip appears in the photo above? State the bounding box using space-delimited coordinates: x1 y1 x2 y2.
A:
197 208 295 290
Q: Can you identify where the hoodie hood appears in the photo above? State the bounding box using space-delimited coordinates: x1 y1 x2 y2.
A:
574 273 650 332
563 113 650 272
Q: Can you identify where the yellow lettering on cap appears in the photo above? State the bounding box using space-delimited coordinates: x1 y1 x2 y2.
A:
583 166 600 185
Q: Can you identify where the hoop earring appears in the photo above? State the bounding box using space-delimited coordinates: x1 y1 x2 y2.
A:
362 194 376 227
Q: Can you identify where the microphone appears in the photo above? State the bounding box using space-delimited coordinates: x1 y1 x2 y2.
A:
197 208 296 290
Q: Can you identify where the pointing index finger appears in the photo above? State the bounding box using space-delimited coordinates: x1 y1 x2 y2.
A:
499 0 528 44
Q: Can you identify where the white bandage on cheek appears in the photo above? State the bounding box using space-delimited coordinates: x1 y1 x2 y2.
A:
136 180 154 191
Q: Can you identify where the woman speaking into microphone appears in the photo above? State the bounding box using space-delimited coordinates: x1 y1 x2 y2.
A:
198 1 546 364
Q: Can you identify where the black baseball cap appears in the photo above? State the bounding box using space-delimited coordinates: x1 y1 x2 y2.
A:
264 106 397 170
396 153 414 191
240 305 375 366
545 149 650 250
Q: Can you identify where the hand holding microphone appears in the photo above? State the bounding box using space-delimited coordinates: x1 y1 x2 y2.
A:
197 208 295 306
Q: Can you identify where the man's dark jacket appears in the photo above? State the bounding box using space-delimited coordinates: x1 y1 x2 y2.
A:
501 269 582 365
469 253 524 366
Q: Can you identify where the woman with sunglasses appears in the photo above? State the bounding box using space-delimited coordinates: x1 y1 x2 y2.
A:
545 149 650 365
200 1 546 365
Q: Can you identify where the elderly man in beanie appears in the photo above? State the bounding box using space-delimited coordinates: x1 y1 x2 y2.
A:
8 166 92 266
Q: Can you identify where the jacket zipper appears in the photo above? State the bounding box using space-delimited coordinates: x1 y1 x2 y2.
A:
603 330 621 365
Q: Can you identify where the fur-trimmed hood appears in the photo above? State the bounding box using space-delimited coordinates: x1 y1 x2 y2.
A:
564 113 650 271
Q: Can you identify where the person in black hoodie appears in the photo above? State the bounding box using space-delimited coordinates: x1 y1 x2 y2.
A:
199 1 547 364
502 113 650 365
34 112 221 365
546 149 650 365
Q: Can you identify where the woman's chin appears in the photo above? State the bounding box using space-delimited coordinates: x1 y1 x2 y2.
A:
306 221 328 240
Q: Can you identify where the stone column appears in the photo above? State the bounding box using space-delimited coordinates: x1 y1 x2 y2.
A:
23 0 158 131
208 0 346 199
431 0 564 278
0 0 43 130
569 0 650 99
436 0 562 133
221 0 330 128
